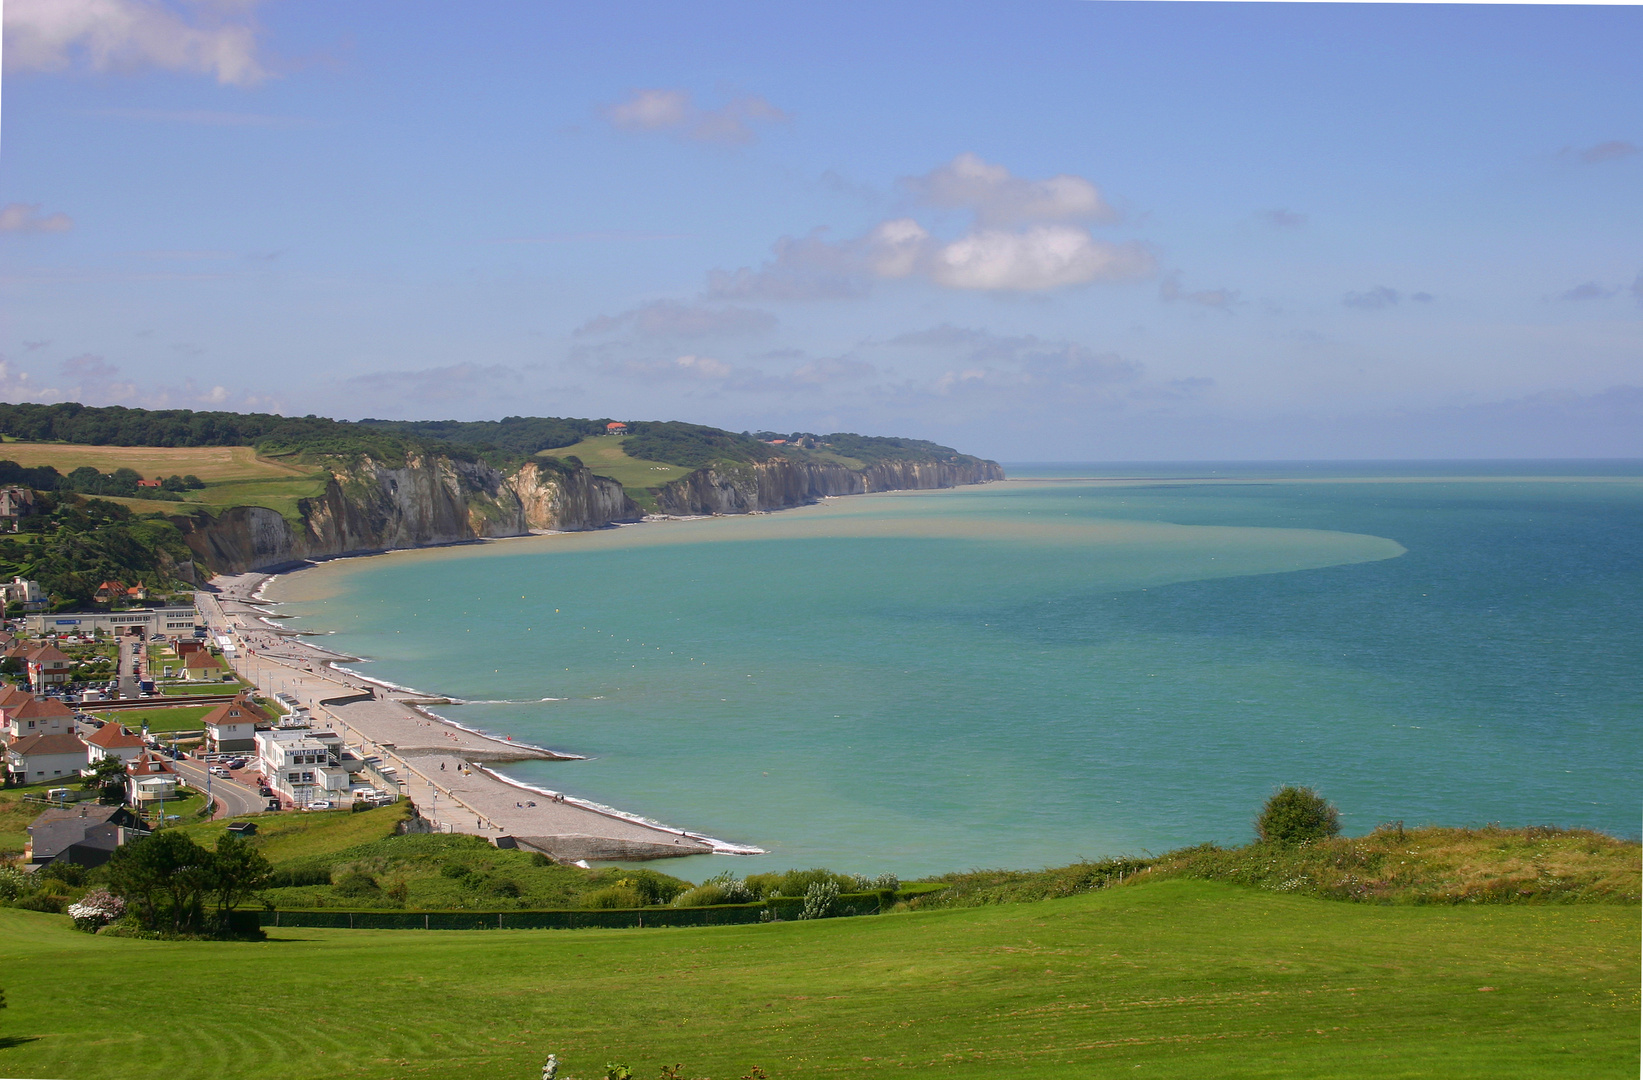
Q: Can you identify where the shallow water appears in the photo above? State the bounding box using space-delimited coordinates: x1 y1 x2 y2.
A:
268 463 1643 879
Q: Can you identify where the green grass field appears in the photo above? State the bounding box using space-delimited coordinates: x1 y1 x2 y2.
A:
92 704 218 733
0 879 1634 1080
0 441 328 519
539 436 689 509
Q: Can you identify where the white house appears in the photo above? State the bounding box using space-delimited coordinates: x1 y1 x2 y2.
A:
6 732 90 784
4 694 76 742
125 751 179 804
255 729 361 807
201 695 268 754
85 723 147 767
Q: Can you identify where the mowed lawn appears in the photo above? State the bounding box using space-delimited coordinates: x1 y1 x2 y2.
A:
541 436 690 502
0 880 1635 1080
0 441 327 519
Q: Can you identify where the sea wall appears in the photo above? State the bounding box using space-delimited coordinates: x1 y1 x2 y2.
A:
173 455 641 574
653 457 1006 516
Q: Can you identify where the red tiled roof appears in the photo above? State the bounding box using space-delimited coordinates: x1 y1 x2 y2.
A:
13 697 73 721
126 752 176 777
87 724 145 750
6 732 87 757
26 645 72 666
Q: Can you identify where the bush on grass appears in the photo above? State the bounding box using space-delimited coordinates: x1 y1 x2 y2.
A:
1256 786 1341 845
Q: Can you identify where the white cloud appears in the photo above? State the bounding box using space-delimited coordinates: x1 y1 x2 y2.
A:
0 203 74 233
601 89 788 145
3 0 269 85
901 153 1114 226
709 218 1152 298
709 154 1151 297
929 225 1152 291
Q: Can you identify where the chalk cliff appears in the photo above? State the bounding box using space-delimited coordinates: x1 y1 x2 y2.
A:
177 451 1003 574
653 457 1006 516
173 456 641 574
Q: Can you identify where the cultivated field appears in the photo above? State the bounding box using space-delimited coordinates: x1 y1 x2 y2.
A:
540 435 688 505
0 879 1634 1080
0 441 327 519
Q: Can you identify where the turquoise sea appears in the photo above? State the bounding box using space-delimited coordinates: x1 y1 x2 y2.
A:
267 463 1642 879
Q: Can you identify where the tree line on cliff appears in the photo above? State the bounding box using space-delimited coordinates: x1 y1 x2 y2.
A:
0 403 996 474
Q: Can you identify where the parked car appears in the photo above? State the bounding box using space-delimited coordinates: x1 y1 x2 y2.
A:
265 798 281 811
305 801 332 812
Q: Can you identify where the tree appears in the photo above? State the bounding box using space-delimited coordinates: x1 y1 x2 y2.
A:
1255 786 1341 845
105 831 213 934
207 832 272 922
83 756 128 803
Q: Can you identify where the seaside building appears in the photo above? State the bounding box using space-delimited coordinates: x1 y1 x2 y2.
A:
85 723 147 767
0 576 46 610
24 645 74 690
125 751 179 804
23 605 202 639
255 728 364 807
202 694 269 754
4 695 76 741
5 732 90 785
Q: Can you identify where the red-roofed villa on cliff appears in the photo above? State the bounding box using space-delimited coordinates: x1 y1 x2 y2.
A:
605 421 628 435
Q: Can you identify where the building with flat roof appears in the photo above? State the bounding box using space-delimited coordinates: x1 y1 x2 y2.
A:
24 606 201 638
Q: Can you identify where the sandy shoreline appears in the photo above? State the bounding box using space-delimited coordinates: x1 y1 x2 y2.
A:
202 560 746 863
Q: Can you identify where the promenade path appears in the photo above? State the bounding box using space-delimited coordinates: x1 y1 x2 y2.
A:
195 572 717 862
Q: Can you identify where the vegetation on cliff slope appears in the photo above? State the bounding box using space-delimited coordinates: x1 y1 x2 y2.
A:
0 489 194 608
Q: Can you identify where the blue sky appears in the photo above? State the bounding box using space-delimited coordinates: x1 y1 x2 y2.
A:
1 0 1639 460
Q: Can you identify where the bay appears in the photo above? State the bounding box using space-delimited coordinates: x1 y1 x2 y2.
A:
266 463 1643 879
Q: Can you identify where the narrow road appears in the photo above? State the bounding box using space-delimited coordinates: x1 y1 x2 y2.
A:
175 759 265 818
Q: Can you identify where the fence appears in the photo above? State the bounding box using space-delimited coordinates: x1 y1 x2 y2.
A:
259 889 902 931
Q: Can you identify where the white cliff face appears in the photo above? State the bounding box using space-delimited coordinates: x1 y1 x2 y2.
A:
174 451 1002 574
176 454 641 573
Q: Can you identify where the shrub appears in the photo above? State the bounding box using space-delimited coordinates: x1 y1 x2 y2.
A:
439 862 470 879
270 865 334 888
333 870 381 898
67 888 126 932
1256 786 1342 845
799 880 839 920
582 885 643 909
0 866 28 901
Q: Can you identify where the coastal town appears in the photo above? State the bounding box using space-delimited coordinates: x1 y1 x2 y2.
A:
2 568 725 875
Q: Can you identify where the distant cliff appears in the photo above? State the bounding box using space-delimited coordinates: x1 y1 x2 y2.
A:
175 451 1004 575
653 457 1006 516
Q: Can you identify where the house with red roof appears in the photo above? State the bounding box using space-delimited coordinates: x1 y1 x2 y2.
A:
86 723 147 767
5 731 89 785
125 751 179 804
4 694 75 742
605 421 629 435
94 581 127 604
25 644 74 690
202 694 269 753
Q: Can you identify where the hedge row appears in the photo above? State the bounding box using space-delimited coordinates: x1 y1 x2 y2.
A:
259 890 902 931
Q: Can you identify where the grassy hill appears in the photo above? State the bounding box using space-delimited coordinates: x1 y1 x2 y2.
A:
0 878 1635 1080
537 435 691 508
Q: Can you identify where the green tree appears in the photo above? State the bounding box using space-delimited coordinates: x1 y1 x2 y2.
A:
82 756 128 803
1255 786 1341 845
207 832 273 922
105 831 213 934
